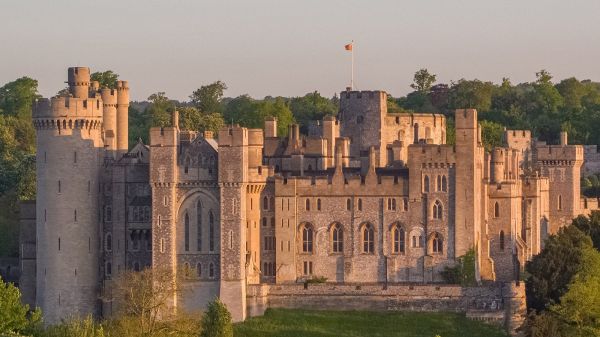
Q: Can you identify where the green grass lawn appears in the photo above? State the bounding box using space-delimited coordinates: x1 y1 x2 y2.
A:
234 309 508 337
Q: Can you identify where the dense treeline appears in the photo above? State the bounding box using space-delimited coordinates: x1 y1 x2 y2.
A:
393 69 600 149
1 69 600 257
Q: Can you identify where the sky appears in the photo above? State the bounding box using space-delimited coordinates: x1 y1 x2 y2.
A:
1 0 599 101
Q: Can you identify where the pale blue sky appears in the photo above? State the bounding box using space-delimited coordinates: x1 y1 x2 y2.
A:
1 0 599 101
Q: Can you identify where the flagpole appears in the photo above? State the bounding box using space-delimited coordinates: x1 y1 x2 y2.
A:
351 40 354 90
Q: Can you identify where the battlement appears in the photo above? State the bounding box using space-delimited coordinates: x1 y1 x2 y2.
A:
218 125 249 147
455 109 478 130
32 96 103 119
340 90 387 100
407 144 457 164
100 88 118 106
150 126 178 146
248 129 264 146
536 145 584 163
274 170 409 196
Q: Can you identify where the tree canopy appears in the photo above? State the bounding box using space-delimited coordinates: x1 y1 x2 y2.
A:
91 70 119 89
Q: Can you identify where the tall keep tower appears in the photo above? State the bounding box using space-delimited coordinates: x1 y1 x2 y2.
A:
32 67 104 324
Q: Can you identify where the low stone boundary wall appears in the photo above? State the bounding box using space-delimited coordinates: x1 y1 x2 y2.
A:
247 282 525 336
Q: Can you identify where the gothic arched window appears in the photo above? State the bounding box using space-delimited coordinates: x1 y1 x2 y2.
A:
442 176 447 192
494 202 500 218
332 223 343 253
424 176 430 193
197 200 203 251
433 200 443 220
302 224 314 253
184 213 190 251
500 230 505 251
362 223 375 254
209 211 215 252
432 233 443 254
392 225 405 254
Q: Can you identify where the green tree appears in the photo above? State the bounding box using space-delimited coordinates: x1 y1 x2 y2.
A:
288 92 337 132
572 211 600 250
0 77 40 119
178 106 225 135
91 71 119 89
190 81 227 113
200 298 233 337
146 92 175 127
525 225 592 312
224 96 295 136
448 79 495 112
410 68 437 93
0 276 41 335
550 245 600 336
479 120 505 151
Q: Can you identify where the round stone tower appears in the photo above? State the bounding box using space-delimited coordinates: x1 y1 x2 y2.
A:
32 67 104 324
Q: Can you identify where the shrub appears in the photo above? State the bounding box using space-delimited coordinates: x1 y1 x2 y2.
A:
200 298 233 337
441 249 476 286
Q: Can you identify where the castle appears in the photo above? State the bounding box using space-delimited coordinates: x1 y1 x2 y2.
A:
18 67 599 325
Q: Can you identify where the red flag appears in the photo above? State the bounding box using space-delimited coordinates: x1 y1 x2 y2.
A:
344 43 353 51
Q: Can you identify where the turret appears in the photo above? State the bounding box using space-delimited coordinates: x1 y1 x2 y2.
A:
116 81 129 153
100 88 118 151
33 67 103 324
264 117 277 138
67 67 90 99
491 148 505 184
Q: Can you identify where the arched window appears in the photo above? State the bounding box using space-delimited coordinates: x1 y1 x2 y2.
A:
133 262 140 272
346 198 352 211
184 213 190 251
441 176 447 192
500 230 505 250
362 224 375 254
209 263 215 278
263 196 269 210
105 233 112 252
558 195 562 210
305 199 311 211
184 156 190 174
106 262 112 278
413 123 419 144
392 199 396 210
392 226 405 254
197 200 202 252
262 217 267 227
358 198 363 211
317 199 322 211
209 211 215 252
332 223 343 253
424 175 430 193
494 202 500 218
302 224 313 253
437 175 442 191
433 200 443 219
403 198 409 211
196 263 202 277
183 262 191 278
432 233 443 254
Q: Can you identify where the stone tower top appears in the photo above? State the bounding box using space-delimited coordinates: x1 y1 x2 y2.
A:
67 67 91 99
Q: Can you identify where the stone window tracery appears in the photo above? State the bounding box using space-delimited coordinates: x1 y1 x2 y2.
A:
431 233 443 254
331 223 343 253
362 223 375 254
392 225 405 254
433 200 443 220
301 224 314 253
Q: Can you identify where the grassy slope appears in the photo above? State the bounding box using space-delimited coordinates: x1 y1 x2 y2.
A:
234 309 508 337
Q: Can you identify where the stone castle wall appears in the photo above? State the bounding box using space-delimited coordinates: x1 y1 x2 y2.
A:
247 282 526 336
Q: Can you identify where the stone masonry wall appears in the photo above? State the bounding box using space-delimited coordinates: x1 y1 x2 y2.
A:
247 282 526 336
